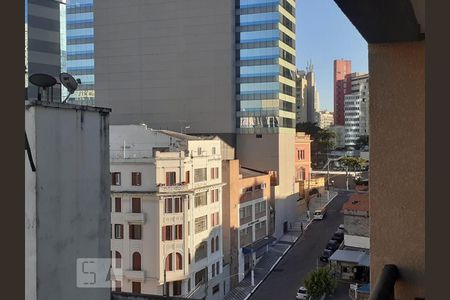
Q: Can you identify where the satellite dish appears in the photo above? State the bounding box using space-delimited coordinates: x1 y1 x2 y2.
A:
59 72 80 103
28 73 57 102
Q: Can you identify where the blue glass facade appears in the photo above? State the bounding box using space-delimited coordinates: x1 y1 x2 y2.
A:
236 0 296 132
66 0 95 105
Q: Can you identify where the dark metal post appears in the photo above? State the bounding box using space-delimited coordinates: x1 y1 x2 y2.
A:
369 264 399 300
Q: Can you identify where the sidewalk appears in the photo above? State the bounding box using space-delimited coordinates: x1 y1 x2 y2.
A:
224 191 339 300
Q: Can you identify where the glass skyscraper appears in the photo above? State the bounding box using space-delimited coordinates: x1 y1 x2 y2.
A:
66 0 95 105
236 0 297 133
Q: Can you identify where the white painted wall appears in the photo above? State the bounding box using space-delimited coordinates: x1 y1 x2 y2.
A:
25 101 110 300
344 235 370 249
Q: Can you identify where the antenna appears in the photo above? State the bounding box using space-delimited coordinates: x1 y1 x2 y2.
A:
59 72 80 103
29 73 57 102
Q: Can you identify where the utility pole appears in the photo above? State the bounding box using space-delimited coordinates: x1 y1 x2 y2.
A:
251 243 255 286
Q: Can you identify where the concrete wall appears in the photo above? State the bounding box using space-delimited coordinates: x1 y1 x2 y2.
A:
369 41 425 299
344 214 369 237
25 101 110 300
94 0 235 135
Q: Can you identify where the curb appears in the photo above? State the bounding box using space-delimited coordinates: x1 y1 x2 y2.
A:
242 191 339 300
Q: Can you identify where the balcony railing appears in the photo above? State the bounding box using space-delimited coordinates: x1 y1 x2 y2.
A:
124 270 145 282
369 264 399 300
125 212 145 223
157 183 190 193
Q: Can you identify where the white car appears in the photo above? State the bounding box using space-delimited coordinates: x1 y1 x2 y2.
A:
339 224 345 230
296 286 309 300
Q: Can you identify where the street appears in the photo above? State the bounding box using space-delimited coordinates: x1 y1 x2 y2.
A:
248 191 351 300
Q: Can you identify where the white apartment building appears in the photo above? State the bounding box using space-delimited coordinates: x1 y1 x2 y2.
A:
110 125 227 299
316 110 334 129
344 73 369 147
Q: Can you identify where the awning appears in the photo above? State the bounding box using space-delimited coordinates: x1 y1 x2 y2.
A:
329 249 370 267
242 236 276 254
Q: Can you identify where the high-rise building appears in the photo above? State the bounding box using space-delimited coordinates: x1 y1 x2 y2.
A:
295 66 320 124
344 73 369 147
65 0 95 105
25 0 62 100
109 125 227 299
95 0 299 239
333 59 352 126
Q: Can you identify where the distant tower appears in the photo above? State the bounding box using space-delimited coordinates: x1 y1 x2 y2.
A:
333 59 352 125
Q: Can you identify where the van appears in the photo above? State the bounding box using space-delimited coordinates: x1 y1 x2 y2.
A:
313 206 327 220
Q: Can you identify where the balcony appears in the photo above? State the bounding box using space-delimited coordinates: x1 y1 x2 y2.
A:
157 183 190 194
125 212 145 223
163 269 187 282
124 270 145 282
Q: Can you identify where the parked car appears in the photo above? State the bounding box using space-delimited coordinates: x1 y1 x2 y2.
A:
326 239 339 252
338 224 345 230
296 286 309 300
331 230 344 243
320 249 333 262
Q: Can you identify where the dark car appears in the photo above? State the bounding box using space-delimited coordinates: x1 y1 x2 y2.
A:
326 239 339 252
320 249 333 262
331 230 344 243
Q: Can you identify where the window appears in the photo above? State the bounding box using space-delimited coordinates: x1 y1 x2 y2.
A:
188 221 190 236
165 198 173 213
254 184 262 191
242 186 253 193
195 242 207 262
114 197 121 212
212 263 216 278
114 224 123 239
129 225 142 240
111 172 121 185
195 268 207 286
212 147 216 155
255 201 266 214
210 167 219 179
174 197 183 213
166 172 176 186
215 236 219 252
197 147 202 155
211 212 220 227
131 172 141 186
211 238 215 254
115 280 121 292
132 281 141 294
213 284 219 294
175 253 182 270
174 225 183 240
166 253 173 271
216 261 220 274
185 171 190 183
173 280 182 296
162 226 173 241
194 168 207 182
132 198 141 213
132 252 141 271
195 192 207 207
115 251 122 268
240 206 252 219
210 189 219 203
195 215 208 233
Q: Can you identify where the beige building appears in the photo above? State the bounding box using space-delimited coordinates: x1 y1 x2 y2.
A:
335 0 425 298
109 125 228 299
222 160 272 288
316 110 334 129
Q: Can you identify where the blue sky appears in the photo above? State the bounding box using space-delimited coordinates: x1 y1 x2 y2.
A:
295 0 368 112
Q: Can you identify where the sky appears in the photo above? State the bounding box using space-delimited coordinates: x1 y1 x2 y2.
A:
295 0 368 112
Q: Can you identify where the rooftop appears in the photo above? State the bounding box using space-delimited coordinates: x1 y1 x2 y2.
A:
329 249 370 267
25 100 111 114
240 166 269 179
342 193 369 212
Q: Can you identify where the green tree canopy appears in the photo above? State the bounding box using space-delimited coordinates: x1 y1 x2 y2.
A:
340 157 366 171
304 267 337 300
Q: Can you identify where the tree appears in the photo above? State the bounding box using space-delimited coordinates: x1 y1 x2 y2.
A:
355 135 369 150
304 267 337 299
340 157 366 172
296 122 336 167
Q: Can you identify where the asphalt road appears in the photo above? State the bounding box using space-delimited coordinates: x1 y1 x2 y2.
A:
249 191 351 300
